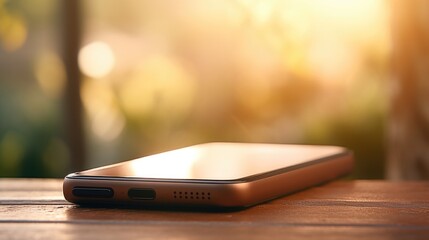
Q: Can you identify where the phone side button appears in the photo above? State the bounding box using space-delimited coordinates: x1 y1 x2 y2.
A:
72 187 114 198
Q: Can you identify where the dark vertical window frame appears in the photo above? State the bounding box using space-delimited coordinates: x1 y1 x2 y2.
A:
61 1 86 172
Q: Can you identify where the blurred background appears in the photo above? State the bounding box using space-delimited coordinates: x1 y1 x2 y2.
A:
0 0 425 179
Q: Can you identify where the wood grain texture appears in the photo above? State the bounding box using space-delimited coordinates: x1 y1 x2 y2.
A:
0 179 428 240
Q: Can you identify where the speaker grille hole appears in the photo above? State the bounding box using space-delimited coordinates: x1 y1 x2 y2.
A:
173 191 211 200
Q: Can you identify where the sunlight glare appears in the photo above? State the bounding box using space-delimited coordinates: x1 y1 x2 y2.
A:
130 146 202 178
308 37 358 86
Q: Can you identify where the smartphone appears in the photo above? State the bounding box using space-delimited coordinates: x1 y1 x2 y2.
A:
63 142 353 209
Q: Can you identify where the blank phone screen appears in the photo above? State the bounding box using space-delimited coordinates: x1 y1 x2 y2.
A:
76 143 346 181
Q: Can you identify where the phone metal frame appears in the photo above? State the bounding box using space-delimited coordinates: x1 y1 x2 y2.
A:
63 148 353 208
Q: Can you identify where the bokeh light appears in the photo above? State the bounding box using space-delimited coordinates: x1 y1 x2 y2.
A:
34 51 66 98
78 41 116 79
0 10 27 51
119 55 196 120
80 78 124 141
0 132 24 174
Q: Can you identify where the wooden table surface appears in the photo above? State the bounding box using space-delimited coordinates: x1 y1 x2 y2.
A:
0 179 428 239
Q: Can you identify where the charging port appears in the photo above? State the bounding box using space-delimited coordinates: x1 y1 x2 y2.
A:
128 188 156 200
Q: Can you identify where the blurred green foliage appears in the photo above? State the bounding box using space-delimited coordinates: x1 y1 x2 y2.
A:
0 0 68 177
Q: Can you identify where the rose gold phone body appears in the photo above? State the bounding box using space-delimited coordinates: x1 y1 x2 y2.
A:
63 142 353 208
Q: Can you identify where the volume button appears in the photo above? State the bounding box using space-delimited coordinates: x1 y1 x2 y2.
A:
72 187 114 198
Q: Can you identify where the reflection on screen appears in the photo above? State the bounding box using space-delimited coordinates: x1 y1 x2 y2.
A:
78 143 345 180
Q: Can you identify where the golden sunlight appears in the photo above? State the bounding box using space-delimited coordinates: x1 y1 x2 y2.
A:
80 79 124 141
119 55 196 120
78 41 115 79
0 11 27 51
34 51 66 98
91 105 125 141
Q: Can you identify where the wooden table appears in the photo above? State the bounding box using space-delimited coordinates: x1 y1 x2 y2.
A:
1 179 428 239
